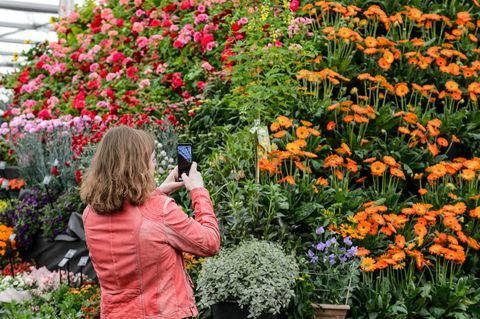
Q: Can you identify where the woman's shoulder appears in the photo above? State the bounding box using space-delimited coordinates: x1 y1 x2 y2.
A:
141 189 172 220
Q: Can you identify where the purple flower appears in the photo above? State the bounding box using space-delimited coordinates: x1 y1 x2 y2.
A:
346 246 358 258
343 237 353 246
316 242 326 251
328 254 336 265
316 226 325 235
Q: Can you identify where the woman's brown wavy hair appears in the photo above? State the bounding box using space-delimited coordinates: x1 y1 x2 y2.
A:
80 126 156 215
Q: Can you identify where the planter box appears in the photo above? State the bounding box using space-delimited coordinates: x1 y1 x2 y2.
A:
312 304 350 319
212 302 279 319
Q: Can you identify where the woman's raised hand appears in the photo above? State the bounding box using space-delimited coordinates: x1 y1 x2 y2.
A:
159 166 184 195
181 162 204 191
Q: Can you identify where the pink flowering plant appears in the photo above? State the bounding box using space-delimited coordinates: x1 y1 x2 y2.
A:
2 0 239 126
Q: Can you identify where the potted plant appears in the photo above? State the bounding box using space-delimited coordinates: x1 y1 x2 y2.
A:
197 239 299 319
306 226 360 319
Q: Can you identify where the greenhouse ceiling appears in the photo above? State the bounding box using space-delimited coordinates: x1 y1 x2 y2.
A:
0 0 84 75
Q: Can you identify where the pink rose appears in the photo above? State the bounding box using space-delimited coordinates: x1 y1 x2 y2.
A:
196 81 206 90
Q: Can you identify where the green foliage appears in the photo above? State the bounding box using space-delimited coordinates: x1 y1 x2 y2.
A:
0 284 100 319
197 239 299 318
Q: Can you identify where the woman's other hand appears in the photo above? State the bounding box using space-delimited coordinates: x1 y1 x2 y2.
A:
181 162 204 191
159 166 184 195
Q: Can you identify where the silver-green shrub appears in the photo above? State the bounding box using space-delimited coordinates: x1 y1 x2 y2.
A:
197 239 299 318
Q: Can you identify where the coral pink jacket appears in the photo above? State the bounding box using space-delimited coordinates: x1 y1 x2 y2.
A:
83 187 220 319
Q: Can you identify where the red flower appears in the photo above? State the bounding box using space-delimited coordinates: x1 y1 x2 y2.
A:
36 60 45 70
196 81 206 90
116 19 124 27
171 74 184 89
232 22 241 32
290 0 300 12
73 91 86 110
38 109 52 120
179 0 193 10
221 49 234 63
52 166 59 177
173 40 185 48
163 3 177 12
126 66 138 78
18 68 30 84
149 19 161 27
75 170 82 184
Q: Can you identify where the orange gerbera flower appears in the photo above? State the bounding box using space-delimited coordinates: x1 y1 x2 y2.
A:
428 143 439 156
470 207 480 218
461 169 475 180
357 221 371 234
301 120 313 127
364 36 377 48
383 156 398 167
326 121 336 131
383 50 394 63
398 126 410 134
395 235 406 248
286 142 301 153
270 122 280 132
315 177 328 186
445 80 459 92
395 83 409 97
361 257 376 271
277 176 295 185
418 188 428 195
278 116 293 128
371 161 387 176
356 247 371 257
273 131 286 138
437 137 448 147
296 126 310 139
390 167 406 180
324 154 344 168
335 143 352 156
378 58 391 70
363 157 377 163
308 128 320 136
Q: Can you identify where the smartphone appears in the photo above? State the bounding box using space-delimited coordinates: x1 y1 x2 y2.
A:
177 143 192 182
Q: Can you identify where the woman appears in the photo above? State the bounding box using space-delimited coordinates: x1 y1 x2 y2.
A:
81 126 220 319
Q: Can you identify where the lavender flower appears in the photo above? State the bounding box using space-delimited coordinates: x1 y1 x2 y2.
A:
316 226 325 235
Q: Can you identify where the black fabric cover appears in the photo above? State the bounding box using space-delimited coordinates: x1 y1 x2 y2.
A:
21 212 97 280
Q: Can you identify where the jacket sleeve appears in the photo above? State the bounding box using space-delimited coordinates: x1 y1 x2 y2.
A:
162 187 220 257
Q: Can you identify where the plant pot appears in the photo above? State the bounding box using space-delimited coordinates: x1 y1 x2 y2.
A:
212 301 279 319
312 304 350 319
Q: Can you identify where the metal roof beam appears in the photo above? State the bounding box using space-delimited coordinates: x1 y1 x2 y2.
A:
0 62 18 67
0 21 52 30
0 1 58 14
0 38 38 44
0 51 17 56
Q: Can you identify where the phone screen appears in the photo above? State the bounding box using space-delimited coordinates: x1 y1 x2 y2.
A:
177 143 192 181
